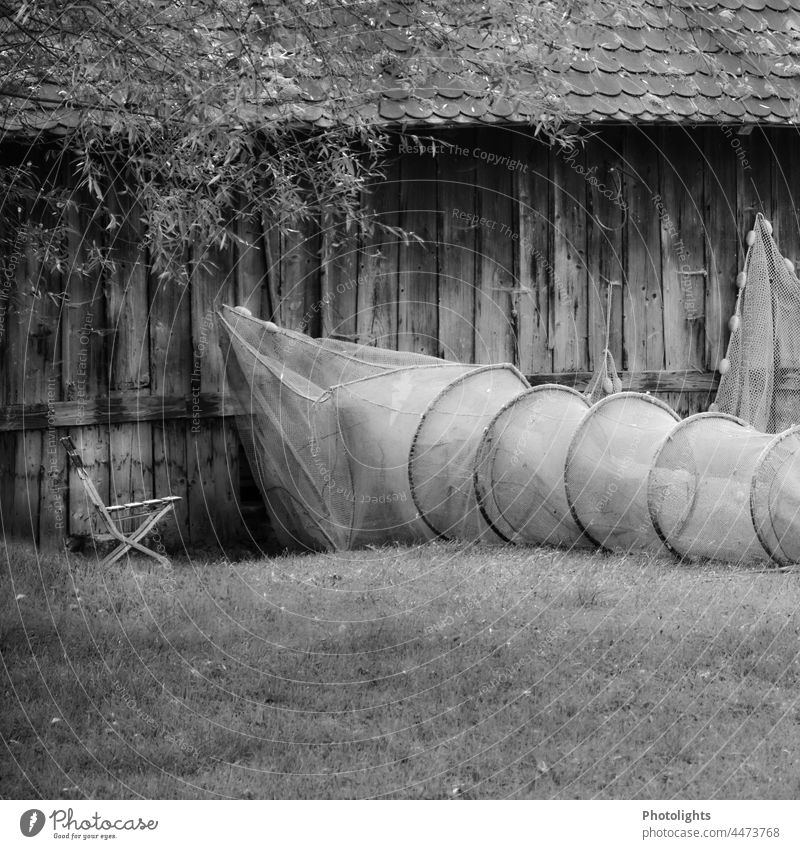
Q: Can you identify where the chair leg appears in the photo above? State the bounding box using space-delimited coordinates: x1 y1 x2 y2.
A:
100 507 174 569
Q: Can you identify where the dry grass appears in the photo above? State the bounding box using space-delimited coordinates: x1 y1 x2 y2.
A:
2 539 800 799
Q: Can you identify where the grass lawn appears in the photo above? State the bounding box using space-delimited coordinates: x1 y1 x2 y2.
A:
2 540 800 800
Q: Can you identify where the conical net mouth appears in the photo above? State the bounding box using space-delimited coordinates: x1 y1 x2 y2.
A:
564 392 680 555
648 412 773 564
474 385 592 547
751 425 800 566
408 365 530 542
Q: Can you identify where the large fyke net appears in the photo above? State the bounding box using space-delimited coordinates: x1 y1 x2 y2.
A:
715 213 800 432
219 305 800 565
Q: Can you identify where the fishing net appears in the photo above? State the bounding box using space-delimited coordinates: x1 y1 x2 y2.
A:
409 365 530 542
473 385 594 547
219 305 800 563
585 349 623 405
219 306 525 549
221 304 440 386
332 363 475 546
751 426 800 565
648 412 776 563
564 392 679 554
714 214 800 433
218 309 353 550
218 305 441 550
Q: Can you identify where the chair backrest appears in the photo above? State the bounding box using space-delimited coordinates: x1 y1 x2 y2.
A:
60 436 86 475
60 436 109 515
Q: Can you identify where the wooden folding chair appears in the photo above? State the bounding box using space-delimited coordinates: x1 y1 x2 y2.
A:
61 436 181 568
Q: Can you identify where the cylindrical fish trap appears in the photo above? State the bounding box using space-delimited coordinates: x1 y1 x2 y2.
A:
473 385 594 548
565 392 680 554
409 365 530 542
648 412 775 563
332 363 474 547
751 426 800 566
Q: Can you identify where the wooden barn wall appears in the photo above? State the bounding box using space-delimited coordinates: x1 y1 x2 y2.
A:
0 124 797 548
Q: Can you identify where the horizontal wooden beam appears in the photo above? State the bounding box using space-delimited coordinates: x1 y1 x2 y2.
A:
0 393 240 432
526 370 719 393
0 370 719 432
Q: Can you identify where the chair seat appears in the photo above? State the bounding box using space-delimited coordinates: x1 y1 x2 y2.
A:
106 496 182 513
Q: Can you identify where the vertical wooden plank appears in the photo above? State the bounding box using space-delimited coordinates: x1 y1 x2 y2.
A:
437 129 476 363
585 128 624 369
279 219 321 333
770 127 800 268
63 185 109 537
623 128 664 372
552 139 589 372
657 391 707 419
5 155 64 544
514 131 553 375
356 156 401 348
259 214 281 322
66 425 110 547
150 256 191 547
0 432 15 533
473 128 516 365
234 212 266 316
35 157 67 549
703 127 739 374
105 176 153 513
397 144 439 356
320 212 359 340
737 127 771 253
189 242 244 545
657 129 706 372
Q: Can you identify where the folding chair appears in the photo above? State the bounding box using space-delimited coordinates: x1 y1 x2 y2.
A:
61 436 181 568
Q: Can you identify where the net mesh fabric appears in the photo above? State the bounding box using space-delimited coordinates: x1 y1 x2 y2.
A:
751 426 800 566
219 306 800 564
333 363 474 546
218 310 354 550
715 213 800 433
219 306 526 549
564 393 679 554
409 366 531 542
648 413 774 563
474 385 594 547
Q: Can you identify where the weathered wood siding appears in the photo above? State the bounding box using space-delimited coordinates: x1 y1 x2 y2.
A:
0 125 793 546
